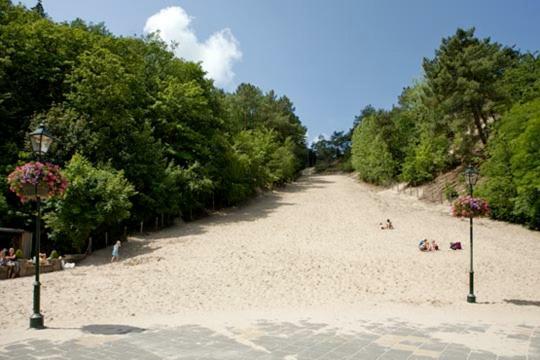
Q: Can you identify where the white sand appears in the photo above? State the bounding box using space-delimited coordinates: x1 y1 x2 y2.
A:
1 174 539 338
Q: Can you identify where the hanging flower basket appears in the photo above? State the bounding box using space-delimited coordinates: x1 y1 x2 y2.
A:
451 195 490 218
19 183 50 199
7 162 68 202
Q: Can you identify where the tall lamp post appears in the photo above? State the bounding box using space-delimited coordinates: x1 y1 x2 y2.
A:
28 123 54 329
464 165 479 304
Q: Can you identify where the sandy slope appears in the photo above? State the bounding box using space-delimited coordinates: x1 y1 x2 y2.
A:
1 174 539 331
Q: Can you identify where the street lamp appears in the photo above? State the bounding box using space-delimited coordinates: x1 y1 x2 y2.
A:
28 123 54 329
464 165 479 303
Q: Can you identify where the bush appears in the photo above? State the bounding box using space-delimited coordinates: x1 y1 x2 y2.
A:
339 157 354 173
351 116 397 184
44 154 136 252
478 99 540 228
401 135 449 185
443 184 459 202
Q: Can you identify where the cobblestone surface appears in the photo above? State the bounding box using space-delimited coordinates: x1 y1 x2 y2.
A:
1 319 539 359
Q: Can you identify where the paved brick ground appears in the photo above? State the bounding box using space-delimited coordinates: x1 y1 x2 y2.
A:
1 319 539 359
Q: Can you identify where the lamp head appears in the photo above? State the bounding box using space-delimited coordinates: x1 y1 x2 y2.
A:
29 123 54 156
464 165 479 186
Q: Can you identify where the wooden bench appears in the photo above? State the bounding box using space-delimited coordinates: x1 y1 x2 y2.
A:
0 266 7 280
4 259 63 278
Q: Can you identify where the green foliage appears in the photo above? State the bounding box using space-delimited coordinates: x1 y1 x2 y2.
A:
500 53 540 105
0 1 308 247
401 134 449 185
310 131 352 172
44 154 135 252
443 184 459 202
0 192 7 219
479 99 540 229
339 157 354 173
351 115 397 184
423 27 517 155
345 27 538 229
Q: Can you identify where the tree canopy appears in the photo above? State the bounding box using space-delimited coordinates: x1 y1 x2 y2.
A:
0 0 307 252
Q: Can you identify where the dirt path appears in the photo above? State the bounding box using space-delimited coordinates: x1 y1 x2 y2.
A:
1 174 540 333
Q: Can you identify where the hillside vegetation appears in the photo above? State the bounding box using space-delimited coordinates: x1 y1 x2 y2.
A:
312 28 540 229
0 1 307 252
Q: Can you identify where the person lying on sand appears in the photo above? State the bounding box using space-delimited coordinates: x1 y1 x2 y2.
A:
419 239 429 251
450 241 462 250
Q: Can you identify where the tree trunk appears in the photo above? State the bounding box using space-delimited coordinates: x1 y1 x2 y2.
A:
473 113 487 145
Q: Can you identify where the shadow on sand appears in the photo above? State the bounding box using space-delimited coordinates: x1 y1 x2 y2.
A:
78 175 322 265
43 324 146 335
76 239 161 268
81 324 145 335
504 299 540 307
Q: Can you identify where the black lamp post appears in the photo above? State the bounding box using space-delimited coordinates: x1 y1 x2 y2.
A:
464 165 479 304
28 123 54 329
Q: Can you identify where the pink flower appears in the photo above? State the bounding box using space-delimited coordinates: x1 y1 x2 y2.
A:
7 161 68 201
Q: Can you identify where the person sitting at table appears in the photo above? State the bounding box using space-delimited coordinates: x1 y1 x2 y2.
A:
5 248 20 278
0 248 7 266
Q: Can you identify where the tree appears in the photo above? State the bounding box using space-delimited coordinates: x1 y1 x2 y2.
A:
479 98 540 229
44 154 135 252
0 2 307 246
423 28 516 154
351 115 397 184
500 53 540 105
31 0 45 17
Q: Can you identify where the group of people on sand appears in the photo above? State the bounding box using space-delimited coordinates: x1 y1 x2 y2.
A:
378 219 462 252
0 248 20 278
418 239 439 252
379 219 394 230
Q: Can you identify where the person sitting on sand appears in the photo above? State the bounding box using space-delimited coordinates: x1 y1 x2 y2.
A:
380 219 394 230
430 240 439 251
418 239 429 251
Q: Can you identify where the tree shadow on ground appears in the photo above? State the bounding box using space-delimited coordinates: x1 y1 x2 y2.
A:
78 175 319 263
75 239 161 268
504 299 540 307
138 176 321 243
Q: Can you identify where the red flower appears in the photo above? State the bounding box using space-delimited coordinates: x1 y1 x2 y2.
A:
7 161 68 202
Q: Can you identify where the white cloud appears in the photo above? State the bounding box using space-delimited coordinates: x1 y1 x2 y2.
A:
144 6 242 88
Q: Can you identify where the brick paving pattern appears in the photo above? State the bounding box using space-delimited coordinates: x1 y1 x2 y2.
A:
1 319 539 359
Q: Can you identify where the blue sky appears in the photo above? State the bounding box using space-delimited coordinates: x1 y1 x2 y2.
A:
19 0 540 142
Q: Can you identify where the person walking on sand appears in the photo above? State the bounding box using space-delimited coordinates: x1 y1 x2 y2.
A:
111 241 121 262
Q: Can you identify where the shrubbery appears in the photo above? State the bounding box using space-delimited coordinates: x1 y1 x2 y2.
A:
0 1 308 251
44 154 135 252
346 28 539 229
478 99 540 228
